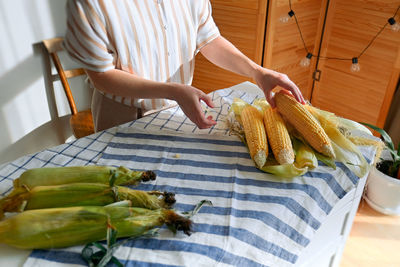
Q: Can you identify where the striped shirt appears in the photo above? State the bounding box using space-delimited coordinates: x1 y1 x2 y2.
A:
64 0 220 112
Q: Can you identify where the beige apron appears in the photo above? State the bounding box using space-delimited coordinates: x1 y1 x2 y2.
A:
91 89 140 132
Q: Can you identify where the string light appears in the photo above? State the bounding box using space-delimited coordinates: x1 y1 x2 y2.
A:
279 10 295 23
300 53 313 67
285 0 399 73
350 57 360 72
388 17 400 32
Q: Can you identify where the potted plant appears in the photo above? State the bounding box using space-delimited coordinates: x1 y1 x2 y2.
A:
361 122 400 215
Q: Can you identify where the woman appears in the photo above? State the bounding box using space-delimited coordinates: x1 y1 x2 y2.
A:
64 0 305 131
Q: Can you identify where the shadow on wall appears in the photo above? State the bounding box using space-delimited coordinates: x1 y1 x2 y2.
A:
0 41 73 165
0 0 76 165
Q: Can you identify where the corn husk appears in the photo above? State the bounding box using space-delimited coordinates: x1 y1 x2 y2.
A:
0 205 191 249
13 166 155 189
306 106 370 177
0 183 175 218
260 137 318 178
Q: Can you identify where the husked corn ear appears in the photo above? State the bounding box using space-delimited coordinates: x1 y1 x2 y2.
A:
0 183 175 217
263 106 295 164
241 105 268 168
0 206 192 249
13 165 156 189
275 91 335 158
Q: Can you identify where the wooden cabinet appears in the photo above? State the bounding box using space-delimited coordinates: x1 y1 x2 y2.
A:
307 0 400 128
192 0 268 93
263 0 326 99
266 0 400 128
193 0 400 127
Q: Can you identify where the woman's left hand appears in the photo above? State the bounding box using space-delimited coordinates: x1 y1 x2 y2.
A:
252 66 306 107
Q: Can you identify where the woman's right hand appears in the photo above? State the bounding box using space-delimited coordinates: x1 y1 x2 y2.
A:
170 84 217 129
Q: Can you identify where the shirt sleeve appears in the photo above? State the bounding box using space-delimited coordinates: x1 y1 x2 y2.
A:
195 0 220 53
63 0 115 72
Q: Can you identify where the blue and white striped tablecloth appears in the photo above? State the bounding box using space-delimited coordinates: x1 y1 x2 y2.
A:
0 82 376 267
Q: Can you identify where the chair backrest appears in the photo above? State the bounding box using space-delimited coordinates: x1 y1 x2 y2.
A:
42 37 94 138
42 37 86 115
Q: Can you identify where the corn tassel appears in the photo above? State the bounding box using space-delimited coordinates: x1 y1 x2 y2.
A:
241 105 268 168
13 166 156 189
0 205 191 249
275 91 335 158
263 105 295 164
0 183 175 217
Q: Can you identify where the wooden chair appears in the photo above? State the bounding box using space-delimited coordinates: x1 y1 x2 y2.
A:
42 37 94 138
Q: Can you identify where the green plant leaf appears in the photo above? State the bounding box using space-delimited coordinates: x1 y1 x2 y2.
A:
398 143 400 157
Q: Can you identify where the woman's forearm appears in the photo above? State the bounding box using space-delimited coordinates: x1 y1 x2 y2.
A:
85 69 180 100
85 68 216 128
200 36 305 105
199 36 261 79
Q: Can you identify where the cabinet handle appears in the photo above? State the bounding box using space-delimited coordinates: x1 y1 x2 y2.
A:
313 69 322 81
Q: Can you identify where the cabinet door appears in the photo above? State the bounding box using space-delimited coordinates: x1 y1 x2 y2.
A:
263 0 327 99
192 0 268 93
310 0 400 128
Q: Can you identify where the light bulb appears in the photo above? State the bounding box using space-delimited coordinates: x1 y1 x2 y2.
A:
350 57 360 72
300 53 312 67
279 10 295 23
388 17 400 32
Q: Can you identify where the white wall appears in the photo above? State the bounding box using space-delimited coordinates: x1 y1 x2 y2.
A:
0 0 91 165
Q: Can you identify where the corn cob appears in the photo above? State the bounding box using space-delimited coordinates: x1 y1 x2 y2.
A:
13 166 156 189
0 205 191 249
0 183 175 217
275 91 335 158
263 105 295 164
241 105 268 168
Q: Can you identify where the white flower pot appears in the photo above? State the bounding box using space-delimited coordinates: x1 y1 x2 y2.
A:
364 167 400 215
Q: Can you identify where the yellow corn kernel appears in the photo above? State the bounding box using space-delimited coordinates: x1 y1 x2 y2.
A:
241 105 268 168
263 106 295 164
275 91 335 158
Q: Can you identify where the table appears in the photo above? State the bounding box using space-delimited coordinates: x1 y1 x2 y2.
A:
0 82 376 267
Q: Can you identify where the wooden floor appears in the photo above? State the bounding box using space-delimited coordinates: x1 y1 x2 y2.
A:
340 199 400 267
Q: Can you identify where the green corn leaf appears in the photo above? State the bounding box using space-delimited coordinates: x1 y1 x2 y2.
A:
260 163 309 178
82 228 159 267
109 170 117 187
81 245 95 267
92 241 107 252
182 200 213 219
111 186 120 202
83 241 122 267
98 230 159 267
315 152 336 169
107 226 118 247
92 251 106 265
105 200 131 208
